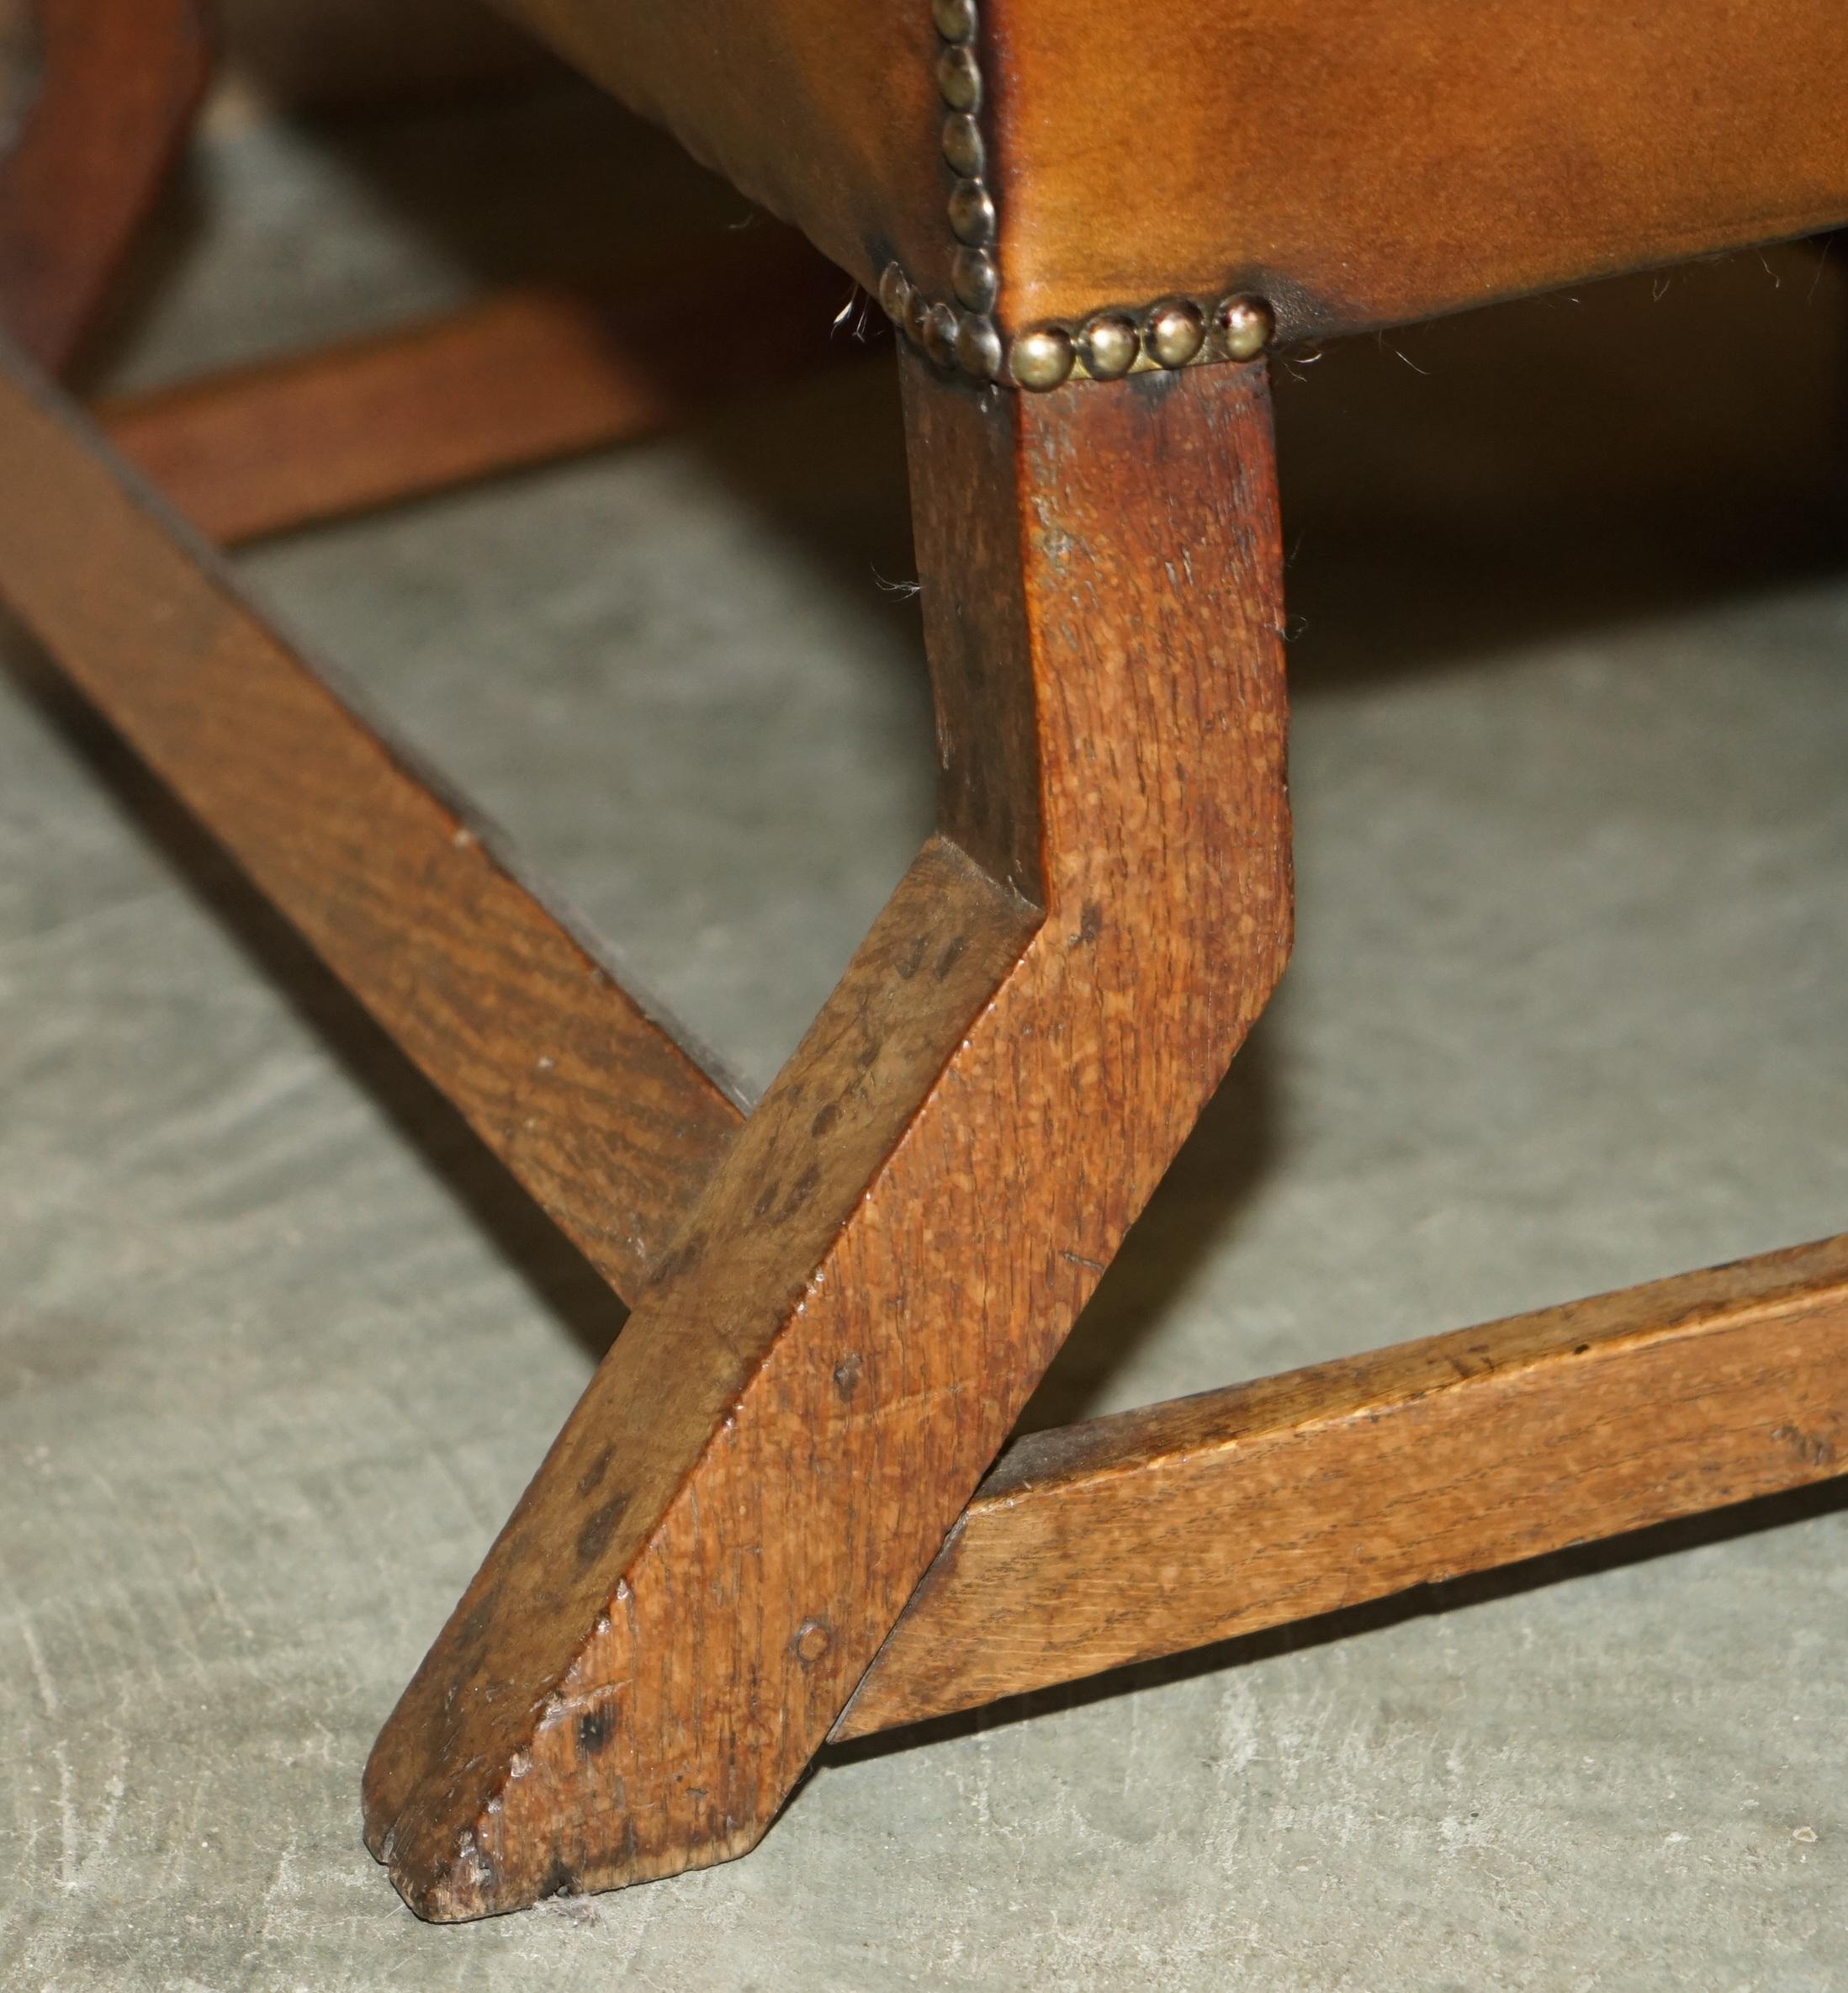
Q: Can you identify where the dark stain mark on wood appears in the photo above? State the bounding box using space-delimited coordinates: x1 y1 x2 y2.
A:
654 1231 706 1281
576 1705 616 1759
575 1495 627 1569
1774 1423 1838 1469
453 1581 504 1665
781 1164 820 1218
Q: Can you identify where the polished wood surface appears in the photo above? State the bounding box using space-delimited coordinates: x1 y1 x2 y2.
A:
98 236 861 546
0 337 742 1303
838 1236 1848 1736
361 349 1293 1917
0 0 210 370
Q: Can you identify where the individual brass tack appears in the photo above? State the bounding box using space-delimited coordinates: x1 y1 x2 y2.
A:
936 44 982 112
941 111 984 178
932 0 977 42
1077 313 1139 381
952 245 998 314
956 313 1003 381
1009 326 1073 391
947 178 996 246
923 299 959 368
1216 293 1275 361
877 262 911 325
1145 298 1205 368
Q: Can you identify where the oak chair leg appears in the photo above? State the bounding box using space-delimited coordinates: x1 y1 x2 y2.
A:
0 340 744 1300
0 0 212 373
360 347 1293 1916
7 236 1842 1918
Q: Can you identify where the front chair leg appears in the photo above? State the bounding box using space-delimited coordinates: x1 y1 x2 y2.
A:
363 346 1294 1918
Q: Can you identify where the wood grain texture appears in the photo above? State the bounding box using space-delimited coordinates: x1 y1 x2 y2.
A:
96 236 862 547
0 337 742 1301
362 347 1292 1917
836 1236 1848 1737
0 0 211 371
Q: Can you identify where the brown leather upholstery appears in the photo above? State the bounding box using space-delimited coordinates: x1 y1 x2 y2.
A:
492 0 956 314
495 0 1848 345
998 0 1848 341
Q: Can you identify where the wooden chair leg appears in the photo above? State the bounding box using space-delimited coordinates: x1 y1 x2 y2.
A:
0 0 212 373
360 347 1293 1916
0 337 743 1301
9 252 1841 1920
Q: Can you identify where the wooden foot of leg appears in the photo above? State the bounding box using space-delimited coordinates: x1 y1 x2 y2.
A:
361 350 1293 1916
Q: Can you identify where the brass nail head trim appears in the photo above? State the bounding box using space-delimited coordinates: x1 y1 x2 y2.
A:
932 0 978 43
1078 313 1139 381
948 178 997 247
923 299 960 367
892 3 1275 389
941 111 984 178
956 313 1003 380
1009 326 1073 391
878 262 913 325
1216 293 1275 362
936 44 981 112
904 285 932 347
952 246 999 314
1145 298 1205 368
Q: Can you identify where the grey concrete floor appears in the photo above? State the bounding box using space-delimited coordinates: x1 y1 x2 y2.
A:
4 91 1848 1990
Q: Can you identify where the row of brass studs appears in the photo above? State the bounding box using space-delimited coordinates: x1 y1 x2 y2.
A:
876 0 1004 380
877 0 1274 390
1009 293 1275 390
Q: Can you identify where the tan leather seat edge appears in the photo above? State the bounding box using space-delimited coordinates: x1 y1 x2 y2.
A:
993 0 1848 342
496 0 1848 351
490 0 950 310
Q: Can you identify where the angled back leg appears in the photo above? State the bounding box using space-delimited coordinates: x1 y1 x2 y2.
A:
0 0 211 374
0 0 212 372
363 346 1294 1918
